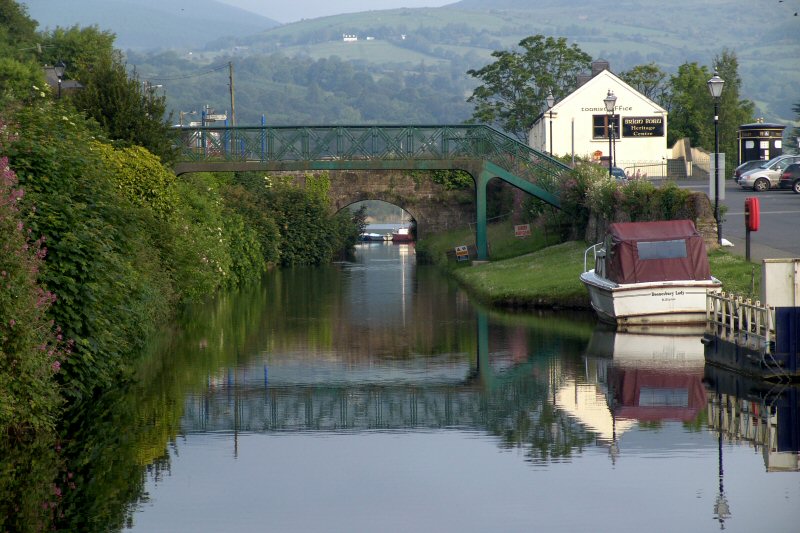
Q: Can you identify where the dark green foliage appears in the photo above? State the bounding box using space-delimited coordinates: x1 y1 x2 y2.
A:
129 51 473 126
0 147 63 440
667 52 754 172
221 182 281 266
5 104 173 400
69 55 176 163
231 172 363 266
791 101 800 155
467 35 592 141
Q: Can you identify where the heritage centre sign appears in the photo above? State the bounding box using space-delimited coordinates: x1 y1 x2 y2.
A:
622 116 664 137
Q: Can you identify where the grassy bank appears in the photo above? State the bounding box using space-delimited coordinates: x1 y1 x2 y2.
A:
418 222 763 310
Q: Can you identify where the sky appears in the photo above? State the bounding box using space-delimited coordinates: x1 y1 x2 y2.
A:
217 0 454 23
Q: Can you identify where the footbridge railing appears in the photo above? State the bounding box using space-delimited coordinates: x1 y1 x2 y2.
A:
174 124 569 188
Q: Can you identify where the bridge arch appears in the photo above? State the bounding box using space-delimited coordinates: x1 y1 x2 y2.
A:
309 169 475 239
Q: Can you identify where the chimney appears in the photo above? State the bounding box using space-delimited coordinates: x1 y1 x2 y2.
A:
591 60 610 77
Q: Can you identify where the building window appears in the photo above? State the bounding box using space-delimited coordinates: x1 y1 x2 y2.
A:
593 115 620 140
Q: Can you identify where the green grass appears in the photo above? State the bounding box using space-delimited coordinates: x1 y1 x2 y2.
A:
419 223 764 309
416 219 559 270
454 241 590 309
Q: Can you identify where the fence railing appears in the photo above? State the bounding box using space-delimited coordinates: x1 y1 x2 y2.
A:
173 124 572 188
706 291 775 354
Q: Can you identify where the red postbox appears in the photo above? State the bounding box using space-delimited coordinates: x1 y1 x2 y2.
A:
745 197 760 232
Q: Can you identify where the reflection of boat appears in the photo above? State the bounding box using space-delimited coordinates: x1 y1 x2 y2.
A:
391 227 413 243
587 327 707 423
587 324 705 367
610 364 707 423
580 220 721 327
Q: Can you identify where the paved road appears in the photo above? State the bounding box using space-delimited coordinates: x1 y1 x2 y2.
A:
676 179 800 261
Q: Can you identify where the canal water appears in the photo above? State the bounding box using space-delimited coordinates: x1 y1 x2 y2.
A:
112 243 797 532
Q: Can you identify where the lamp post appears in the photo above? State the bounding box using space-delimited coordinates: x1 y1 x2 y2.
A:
53 61 66 99
603 90 617 177
546 91 555 156
707 72 725 245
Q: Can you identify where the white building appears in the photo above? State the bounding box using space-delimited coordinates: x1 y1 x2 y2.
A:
529 61 668 178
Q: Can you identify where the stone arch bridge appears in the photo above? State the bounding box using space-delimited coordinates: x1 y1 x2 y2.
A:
292 169 475 238
173 125 570 259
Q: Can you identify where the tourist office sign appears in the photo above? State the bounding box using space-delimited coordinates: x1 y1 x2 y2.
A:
622 116 664 137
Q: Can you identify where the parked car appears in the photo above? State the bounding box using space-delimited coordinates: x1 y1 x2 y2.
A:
738 154 800 191
779 163 800 193
610 166 627 183
732 159 763 181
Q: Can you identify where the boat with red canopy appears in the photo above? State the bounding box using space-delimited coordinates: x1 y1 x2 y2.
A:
580 219 721 327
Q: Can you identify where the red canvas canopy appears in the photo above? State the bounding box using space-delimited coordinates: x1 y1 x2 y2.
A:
611 368 707 423
605 220 711 284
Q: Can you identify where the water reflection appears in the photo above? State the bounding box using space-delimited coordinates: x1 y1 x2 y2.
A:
6 244 799 531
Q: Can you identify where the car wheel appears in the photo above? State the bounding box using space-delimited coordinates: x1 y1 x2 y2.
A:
753 178 769 192
793 180 800 194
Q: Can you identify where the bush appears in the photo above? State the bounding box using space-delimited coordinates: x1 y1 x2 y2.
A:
0 154 64 438
3 104 172 400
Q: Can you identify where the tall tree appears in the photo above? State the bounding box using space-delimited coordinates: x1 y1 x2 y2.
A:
667 51 754 170
0 0 43 103
666 62 711 148
619 63 670 109
713 49 755 167
35 25 175 162
791 101 800 155
467 35 592 141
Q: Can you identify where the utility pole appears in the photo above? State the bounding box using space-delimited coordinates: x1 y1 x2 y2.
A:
229 62 236 127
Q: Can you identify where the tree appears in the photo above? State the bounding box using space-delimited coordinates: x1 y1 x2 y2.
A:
791 101 800 155
619 63 669 109
0 0 44 103
39 25 176 163
666 62 710 148
667 51 754 171
713 49 755 167
467 35 592 141
71 57 175 162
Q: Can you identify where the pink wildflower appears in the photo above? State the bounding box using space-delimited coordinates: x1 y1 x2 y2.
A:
52 360 61 372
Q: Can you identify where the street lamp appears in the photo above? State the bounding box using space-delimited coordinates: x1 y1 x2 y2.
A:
603 90 617 177
546 91 555 156
53 60 66 99
707 71 725 245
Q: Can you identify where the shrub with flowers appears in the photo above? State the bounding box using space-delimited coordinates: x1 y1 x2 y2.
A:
0 153 65 439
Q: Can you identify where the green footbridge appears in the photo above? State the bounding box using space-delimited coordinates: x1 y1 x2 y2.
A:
173 125 570 260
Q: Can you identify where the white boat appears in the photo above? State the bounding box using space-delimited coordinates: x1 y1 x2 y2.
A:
391 227 414 243
580 220 721 327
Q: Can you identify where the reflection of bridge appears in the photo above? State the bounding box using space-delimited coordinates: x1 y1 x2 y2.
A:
173 125 570 259
180 365 597 461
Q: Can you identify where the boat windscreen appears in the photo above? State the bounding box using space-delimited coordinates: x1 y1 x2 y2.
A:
637 239 687 260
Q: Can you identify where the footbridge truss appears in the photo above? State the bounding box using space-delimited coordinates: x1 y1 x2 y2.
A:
173 125 571 260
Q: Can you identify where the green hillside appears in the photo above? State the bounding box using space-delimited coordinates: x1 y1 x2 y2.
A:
21 0 280 50
214 0 798 122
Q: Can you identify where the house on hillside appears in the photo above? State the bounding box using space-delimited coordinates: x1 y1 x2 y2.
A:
529 60 668 178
